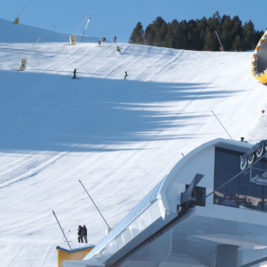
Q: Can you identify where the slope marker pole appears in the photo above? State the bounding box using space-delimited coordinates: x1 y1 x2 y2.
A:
52 210 71 250
78 179 111 231
81 17 91 42
211 110 233 140
16 5 26 19
214 31 224 51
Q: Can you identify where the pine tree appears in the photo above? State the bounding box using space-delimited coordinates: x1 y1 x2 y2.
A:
242 21 259 50
232 35 241 51
186 20 201 50
151 17 168 46
144 24 155 46
198 17 208 50
164 20 179 48
204 30 217 50
221 15 232 50
129 22 145 44
129 14 262 51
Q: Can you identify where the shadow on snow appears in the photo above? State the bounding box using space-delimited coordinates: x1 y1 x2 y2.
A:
0 70 239 152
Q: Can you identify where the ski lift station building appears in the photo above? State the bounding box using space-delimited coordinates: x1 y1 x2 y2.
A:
64 138 267 267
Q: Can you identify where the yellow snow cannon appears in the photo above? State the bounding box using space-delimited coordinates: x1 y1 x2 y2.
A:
252 31 267 85
13 17 20 24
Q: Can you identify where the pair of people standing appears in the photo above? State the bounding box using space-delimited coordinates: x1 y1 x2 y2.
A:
78 225 88 243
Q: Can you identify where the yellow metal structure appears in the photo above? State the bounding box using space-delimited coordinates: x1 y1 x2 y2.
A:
13 17 20 24
69 35 76 45
57 245 94 267
251 31 267 85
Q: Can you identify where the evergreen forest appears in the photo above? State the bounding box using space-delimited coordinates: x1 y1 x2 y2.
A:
129 12 263 51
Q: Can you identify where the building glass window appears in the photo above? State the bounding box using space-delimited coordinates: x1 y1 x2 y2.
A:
214 148 239 207
238 170 263 211
214 147 267 212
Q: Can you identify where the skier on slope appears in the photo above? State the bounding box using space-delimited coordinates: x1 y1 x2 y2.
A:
113 36 117 43
124 71 128 80
73 68 77 79
116 45 121 53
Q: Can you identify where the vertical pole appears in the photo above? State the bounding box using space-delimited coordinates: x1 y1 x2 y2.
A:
36 36 42 43
211 110 233 140
141 32 147 45
79 179 111 231
81 17 90 42
17 6 26 19
214 31 224 51
52 210 72 250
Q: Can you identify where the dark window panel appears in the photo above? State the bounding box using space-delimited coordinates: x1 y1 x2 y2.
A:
214 147 267 212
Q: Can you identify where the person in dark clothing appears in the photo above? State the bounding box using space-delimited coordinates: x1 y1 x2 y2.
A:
240 137 247 142
124 71 128 80
113 36 117 43
78 225 83 243
83 225 88 243
73 68 77 79
102 37 106 42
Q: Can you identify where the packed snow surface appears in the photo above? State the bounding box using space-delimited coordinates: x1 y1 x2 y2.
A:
0 19 267 267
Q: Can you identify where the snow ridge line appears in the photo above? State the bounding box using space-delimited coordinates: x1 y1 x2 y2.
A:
0 152 67 190
0 153 57 185
150 49 183 79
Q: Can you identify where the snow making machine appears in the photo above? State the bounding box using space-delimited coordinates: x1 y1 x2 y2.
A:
252 30 267 84
64 138 267 267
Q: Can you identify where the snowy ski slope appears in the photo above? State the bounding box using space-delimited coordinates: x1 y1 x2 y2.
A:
0 19 267 267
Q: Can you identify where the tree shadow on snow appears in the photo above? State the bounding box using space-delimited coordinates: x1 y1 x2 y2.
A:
0 70 240 152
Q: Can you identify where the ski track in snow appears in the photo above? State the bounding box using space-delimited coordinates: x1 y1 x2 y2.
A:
0 152 67 189
1 21 267 267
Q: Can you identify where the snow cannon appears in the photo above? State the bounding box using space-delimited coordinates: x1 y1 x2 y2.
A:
19 58 27 71
252 30 267 85
69 35 76 45
13 17 20 24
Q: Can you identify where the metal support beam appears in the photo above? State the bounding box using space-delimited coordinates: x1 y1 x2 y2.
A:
79 179 111 231
52 210 71 250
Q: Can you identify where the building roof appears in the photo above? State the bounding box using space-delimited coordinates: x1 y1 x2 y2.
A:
81 138 252 265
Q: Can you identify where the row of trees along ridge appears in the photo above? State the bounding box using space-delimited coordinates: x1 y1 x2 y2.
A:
129 12 263 51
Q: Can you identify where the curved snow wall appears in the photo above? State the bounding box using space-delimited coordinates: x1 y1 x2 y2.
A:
252 31 267 85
